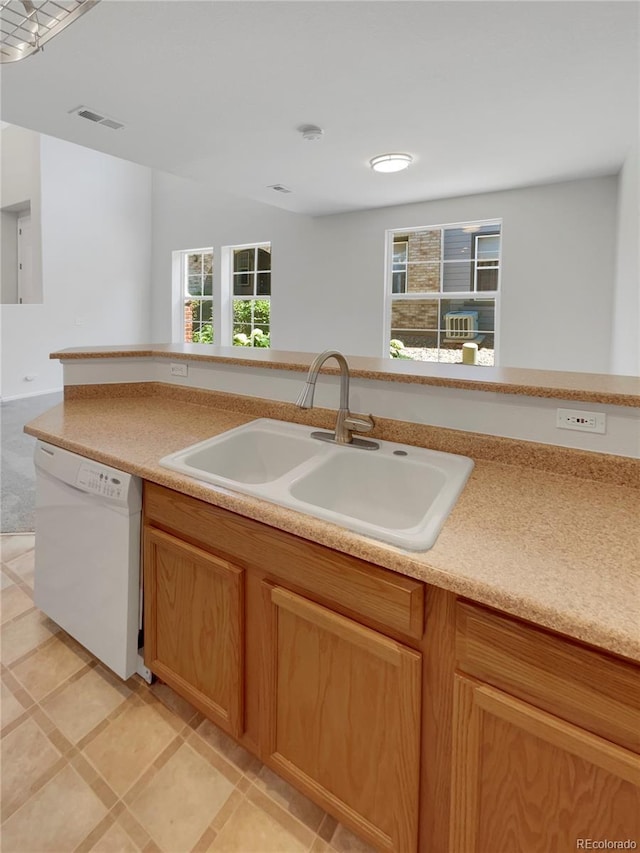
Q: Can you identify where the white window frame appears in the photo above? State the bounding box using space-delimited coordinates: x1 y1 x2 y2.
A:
225 241 272 348
172 247 214 344
473 232 500 293
391 238 408 294
383 219 501 364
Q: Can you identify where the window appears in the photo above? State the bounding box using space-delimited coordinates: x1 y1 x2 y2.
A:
231 243 271 348
182 249 213 343
392 238 408 294
386 221 500 365
474 233 500 292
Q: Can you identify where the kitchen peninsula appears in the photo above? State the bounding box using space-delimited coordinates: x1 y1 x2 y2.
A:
25 346 640 853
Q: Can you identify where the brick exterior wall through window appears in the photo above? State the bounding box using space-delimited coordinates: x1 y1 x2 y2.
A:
184 301 193 343
392 230 441 336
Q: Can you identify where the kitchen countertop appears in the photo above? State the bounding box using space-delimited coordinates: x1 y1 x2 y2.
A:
25 389 640 663
51 343 640 408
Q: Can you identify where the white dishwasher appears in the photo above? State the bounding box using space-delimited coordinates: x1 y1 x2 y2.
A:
34 440 145 681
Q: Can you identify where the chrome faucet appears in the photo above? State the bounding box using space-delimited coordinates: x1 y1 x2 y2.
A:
296 350 378 449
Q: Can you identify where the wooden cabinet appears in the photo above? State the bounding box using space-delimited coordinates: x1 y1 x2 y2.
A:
143 482 424 852
260 584 422 853
142 483 640 853
143 526 244 737
452 603 640 853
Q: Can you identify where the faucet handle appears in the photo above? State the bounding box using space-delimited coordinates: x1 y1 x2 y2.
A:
345 413 374 434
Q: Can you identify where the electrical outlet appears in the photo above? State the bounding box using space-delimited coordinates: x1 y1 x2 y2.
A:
170 362 188 377
556 408 606 434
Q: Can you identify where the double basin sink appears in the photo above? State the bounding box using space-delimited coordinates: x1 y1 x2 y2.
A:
160 419 474 551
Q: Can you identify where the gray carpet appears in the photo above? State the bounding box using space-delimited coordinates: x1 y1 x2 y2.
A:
1 392 63 533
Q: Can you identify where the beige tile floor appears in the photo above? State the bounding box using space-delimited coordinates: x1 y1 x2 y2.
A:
1 534 378 853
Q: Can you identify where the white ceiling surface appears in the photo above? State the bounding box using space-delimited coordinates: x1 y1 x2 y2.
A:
1 1 638 216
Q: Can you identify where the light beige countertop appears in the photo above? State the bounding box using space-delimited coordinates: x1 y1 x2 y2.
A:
25 386 640 663
51 344 640 408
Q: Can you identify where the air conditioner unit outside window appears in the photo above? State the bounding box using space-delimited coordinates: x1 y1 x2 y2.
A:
445 311 479 340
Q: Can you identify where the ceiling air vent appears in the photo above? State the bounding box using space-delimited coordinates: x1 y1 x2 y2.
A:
77 108 102 122
268 184 292 194
69 105 124 130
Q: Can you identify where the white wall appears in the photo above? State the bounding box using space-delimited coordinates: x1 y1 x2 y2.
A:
150 172 315 345
611 143 640 376
0 125 39 206
0 125 42 304
61 357 640 458
0 134 153 399
151 174 619 374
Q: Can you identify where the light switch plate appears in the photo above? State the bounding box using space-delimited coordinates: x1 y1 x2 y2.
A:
170 362 188 377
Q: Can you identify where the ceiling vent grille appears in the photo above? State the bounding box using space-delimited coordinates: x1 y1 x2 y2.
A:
0 0 100 63
268 184 292 194
69 105 124 130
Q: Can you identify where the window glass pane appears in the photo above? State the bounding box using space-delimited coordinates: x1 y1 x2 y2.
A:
200 300 212 323
251 299 270 333
440 298 494 335
443 228 473 261
232 298 270 347
400 229 443 292
476 234 500 259
442 261 473 293
203 274 213 296
187 275 202 296
188 298 201 324
187 254 202 275
392 241 408 264
233 273 253 295
476 268 499 291
234 248 254 273
391 298 439 339
406 261 441 293
257 271 271 296
257 246 271 271
392 272 406 294
202 252 213 275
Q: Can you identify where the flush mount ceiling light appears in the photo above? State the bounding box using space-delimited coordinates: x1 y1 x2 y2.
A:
369 153 413 173
0 0 99 63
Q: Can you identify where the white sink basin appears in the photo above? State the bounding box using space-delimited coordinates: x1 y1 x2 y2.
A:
172 422 322 484
160 419 474 551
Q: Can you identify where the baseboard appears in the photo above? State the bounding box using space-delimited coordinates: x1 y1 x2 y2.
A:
0 387 63 403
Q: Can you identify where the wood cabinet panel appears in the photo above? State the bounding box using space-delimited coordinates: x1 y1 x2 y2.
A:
144 527 244 736
144 482 424 639
260 584 422 853
450 675 640 853
456 601 640 751
420 585 457 853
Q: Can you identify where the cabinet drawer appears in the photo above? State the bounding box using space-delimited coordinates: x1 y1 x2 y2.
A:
144 482 424 639
456 601 640 752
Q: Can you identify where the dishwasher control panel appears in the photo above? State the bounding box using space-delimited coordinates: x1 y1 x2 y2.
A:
77 464 126 499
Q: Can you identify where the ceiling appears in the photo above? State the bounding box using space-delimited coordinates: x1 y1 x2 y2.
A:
1 0 638 216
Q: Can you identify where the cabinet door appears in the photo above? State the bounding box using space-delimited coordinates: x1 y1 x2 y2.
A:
144 527 244 737
260 584 421 853
450 675 640 853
